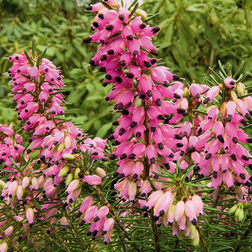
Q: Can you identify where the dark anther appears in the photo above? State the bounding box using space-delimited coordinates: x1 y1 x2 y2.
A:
152 27 160 33
164 163 170 170
151 127 156 132
247 138 252 143
150 49 159 56
112 140 120 146
157 115 165 120
191 218 197 225
230 154 237 161
83 37 92 43
242 155 249 161
120 154 127 160
155 99 161 107
115 76 122 83
136 132 141 138
107 49 114 55
232 137 238 144
78 172 84 178
213 171 218 179
121 109 129 115
188 147 196 153
133 173 138 179
240 173 245 180
119 128 125 135
127 35 134 40
105 25 114 31
118 60 126 66
100 55 107 61
98 67 106 72
151 59 157 65
143 61 151 67
130 121 137 128
173 75 180 81
217 135 224 143
175 134 183 140
177 108 185 114
119 14 124 21
203 97 210 105
98 13 104 19
126 72 134 79
176 143 183 148
150 157 155 164
93 22 99 28
147 90 152 97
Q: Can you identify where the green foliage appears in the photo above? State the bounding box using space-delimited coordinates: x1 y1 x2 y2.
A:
0 0 115 137
142 0 252 83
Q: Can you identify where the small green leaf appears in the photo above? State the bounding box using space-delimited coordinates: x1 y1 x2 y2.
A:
129 3 139 19
100 1 113 10
32 38 35 58
218 60 228 77
127 0 138 10
237 72 249 83
204 206 221 212
24 50 34 66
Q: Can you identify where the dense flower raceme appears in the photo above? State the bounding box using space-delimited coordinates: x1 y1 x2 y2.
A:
0 51 115 248
85 0 252 244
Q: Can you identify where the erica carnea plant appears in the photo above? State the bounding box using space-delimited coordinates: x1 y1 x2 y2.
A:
0 0 252 251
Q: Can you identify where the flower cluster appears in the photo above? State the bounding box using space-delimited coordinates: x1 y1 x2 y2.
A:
0 50 113 248
85 0 252 246
1 0 252 250
188 77 252 201
84 0 206 244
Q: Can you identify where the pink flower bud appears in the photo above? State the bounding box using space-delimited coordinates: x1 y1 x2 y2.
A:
4 226 13 237
146 144 157 164
192 195 203 215
16 185 23 200
128 181 137 201
0 242 7 252
29 67 39 81
175 201 185 222
144 190 164 210
83 175 102 185
94 206 109 222
140 180 151 197
31 177 39 190
203 86 220 104
66 179 80 195
26 207 34 226
60 217 68 230
224 76 236 88
78 196 93 215
103 218 114 234
83 205 98 223
185 200 197 224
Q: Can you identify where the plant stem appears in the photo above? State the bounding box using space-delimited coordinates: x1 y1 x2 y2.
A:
142 101 160 251
59 196 86 251
206 184 221 237
206 48 215 76
150 208 160 252
32 198 71 252
0 229 24 252
95 188 141 252
196 224 208 252
232 208 252 252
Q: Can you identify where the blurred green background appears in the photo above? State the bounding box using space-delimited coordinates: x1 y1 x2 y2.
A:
0 0 252 138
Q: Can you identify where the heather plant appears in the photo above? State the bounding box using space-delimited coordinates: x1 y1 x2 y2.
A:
0 0 252 251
